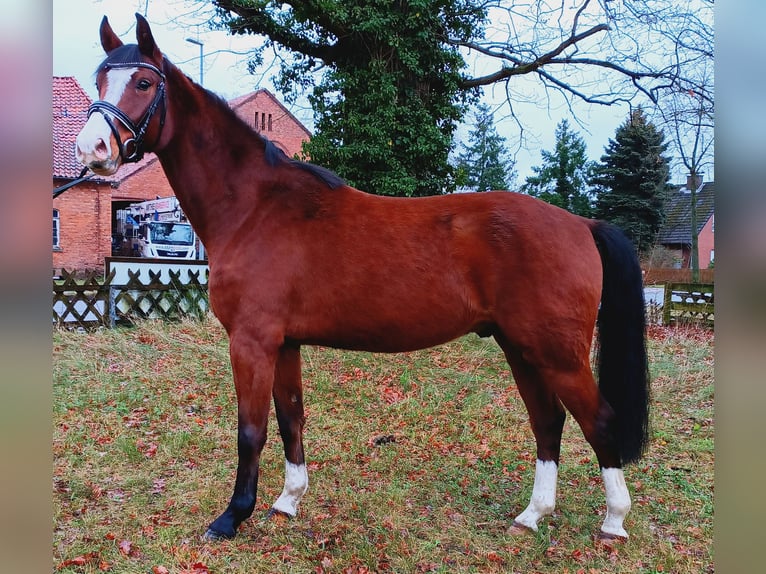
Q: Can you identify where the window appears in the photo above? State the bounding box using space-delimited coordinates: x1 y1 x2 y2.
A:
254 111 273 132
53 209 60 249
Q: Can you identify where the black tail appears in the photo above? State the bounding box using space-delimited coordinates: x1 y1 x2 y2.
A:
590 221 650 465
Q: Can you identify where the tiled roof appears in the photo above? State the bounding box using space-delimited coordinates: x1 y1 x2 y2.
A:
53 77 91 179
657 181 715 244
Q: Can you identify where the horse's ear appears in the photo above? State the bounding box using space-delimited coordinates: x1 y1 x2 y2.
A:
135 13 163 63
99 16 123 53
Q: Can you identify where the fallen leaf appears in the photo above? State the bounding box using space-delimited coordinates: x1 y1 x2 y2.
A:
118 539 133 556
56 553 99 569
151 478 166 494
487 551 504 563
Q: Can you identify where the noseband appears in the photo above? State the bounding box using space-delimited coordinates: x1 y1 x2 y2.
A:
88 61 167 163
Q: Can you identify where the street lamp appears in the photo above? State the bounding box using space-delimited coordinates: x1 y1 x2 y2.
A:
185 37 204 86
186 37 206 260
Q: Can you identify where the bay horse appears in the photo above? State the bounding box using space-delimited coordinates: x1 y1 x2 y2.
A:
75 14 649 543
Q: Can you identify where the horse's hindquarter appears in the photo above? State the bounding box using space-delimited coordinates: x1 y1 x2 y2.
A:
211 189 602 354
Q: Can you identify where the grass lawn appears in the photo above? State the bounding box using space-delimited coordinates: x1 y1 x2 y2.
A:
53 317 713 573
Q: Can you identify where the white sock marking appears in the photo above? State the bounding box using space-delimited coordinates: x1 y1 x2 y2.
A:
271 460 308 517
514 459 558 531
601 467 631 538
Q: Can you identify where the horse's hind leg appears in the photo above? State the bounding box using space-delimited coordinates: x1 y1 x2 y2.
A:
527 359 631 540
269 344 309 518
552 375 632 539
499 342 566 532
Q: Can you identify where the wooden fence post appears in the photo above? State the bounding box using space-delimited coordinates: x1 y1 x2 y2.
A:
663 283 672 326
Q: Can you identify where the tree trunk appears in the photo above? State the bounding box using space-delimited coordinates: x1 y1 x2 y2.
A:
688 173 701 283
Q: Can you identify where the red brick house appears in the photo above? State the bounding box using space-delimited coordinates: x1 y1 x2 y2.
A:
53 79 311 273
657 176 715 268
229 89 312 158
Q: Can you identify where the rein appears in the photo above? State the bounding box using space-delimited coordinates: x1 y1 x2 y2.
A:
87 61 167 164
53 167 95 198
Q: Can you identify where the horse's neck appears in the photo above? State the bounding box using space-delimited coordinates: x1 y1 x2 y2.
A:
156 81 266 253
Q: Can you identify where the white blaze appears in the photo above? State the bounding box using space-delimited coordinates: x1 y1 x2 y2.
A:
514 459 558 531
271 460 308 517
75 67 135 167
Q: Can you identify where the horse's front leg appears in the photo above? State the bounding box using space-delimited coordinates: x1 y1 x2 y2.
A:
269 344 308 518
204 334 277 540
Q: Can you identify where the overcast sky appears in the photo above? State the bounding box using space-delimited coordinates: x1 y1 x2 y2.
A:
53 0 691 185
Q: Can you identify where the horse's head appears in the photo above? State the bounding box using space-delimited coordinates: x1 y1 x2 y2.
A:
76 13 167 175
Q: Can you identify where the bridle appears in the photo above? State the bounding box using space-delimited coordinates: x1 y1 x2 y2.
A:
54 60 166 198
88 61 167 163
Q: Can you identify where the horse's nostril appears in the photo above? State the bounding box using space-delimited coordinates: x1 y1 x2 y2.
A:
95 138 108 159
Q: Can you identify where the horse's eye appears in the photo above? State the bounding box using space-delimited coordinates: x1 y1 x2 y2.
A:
137 79 152 91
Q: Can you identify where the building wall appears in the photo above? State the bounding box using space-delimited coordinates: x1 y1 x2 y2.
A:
698 215 715 268
232 92 310 158
666 215 715 269
111 159 175 202
53 182 112 273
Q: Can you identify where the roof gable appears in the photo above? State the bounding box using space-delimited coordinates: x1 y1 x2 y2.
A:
657 181 715 244
229 88 312 139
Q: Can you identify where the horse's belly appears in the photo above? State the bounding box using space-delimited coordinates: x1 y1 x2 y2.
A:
294 295 487 353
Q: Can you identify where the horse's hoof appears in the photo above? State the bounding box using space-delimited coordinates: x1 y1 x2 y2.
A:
202 527 235 541
508 520 534 536
266 508 291 524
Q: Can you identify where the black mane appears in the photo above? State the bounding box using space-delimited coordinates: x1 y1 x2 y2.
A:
262 138 345 190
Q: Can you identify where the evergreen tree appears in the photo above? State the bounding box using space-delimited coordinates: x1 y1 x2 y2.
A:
454 104 516 192
591 108 672 253
521 119 595 216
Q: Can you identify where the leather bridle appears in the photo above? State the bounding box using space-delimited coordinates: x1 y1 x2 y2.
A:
88 61 167 163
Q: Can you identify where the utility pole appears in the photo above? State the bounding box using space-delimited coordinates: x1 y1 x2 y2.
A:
185 37 206 260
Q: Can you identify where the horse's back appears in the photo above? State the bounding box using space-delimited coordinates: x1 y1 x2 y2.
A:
213 188 603 355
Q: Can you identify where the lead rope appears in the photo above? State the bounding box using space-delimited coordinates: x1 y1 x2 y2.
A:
53 167 95 198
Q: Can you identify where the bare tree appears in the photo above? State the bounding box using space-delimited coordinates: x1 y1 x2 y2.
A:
453 1 712 114
649 1 714 281
210 0 713 111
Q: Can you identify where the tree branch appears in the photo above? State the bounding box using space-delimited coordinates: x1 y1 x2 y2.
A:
213 0 338 62
458 23 608 88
